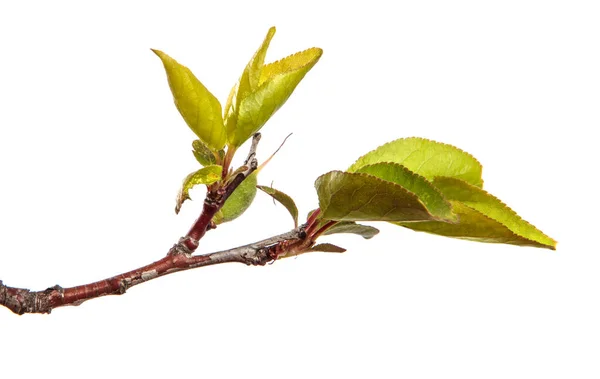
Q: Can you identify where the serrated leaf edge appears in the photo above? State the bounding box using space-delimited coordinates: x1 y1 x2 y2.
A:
403 201 555 249
348 137 484 187
433 177 557 249
259 47 323 85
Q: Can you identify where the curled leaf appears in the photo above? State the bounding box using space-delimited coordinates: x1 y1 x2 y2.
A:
315 171 442 222
153 49 226 151
175 165 222 214
214 171 258 224
348 137 483 187
192 139 222 166
257 185 299 227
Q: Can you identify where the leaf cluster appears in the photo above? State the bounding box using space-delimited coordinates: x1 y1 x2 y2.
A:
154 27 555 251
315 138 556 249
153 27 321 221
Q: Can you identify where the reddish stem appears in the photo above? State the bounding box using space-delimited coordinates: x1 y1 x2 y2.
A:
311 220 337 239
182 200 220 251
305 208 322 234
0 133 266 315
0 227 305 315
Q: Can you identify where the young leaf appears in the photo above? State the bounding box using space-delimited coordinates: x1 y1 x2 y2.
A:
308 243 347 253
434 177 555 248
315 171 444 222
398 202 555 249
257 185 299 227
214 171 258 224
355 162 457 222
152 49 227 151
280 243 346 259
224 27 323 148
348 138 484 187
322 221 380 239
192 139 221 166
223 27 276 139
230 48 322 147
175 165 222 214
397 177 556 249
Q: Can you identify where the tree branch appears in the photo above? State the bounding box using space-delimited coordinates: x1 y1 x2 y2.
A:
0 226 308 315
0 132 314 315
180 133 261 251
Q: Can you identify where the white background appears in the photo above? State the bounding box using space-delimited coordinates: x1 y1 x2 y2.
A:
0 1 598 378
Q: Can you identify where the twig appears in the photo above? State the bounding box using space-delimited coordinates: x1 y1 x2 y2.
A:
0 227 306 315
0 132 286 315
180 133 261 251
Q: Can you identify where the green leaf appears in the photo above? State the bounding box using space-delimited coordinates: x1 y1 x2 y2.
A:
355 162 457 222
214 172 258 224
257 185 299 227
175 165 222 214
224 27 322 148
308 243 346 253
192 139 221 166
280 243 346 259
322 221 380 239
224 27 276 141
315 171 444 222
398 177 556 249
231 48 322 147
152 49 226 151
348 137 484 187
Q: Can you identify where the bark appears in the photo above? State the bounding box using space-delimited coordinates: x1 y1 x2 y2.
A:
0 228 307 315
0 133 321 315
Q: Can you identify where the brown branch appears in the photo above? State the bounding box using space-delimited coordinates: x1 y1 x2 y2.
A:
0 227 307 315
180 133 262 251
0 132 306 315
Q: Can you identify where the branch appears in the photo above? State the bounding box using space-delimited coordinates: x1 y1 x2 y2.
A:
0 226 309 315
0 132 309 315
180 133 261 252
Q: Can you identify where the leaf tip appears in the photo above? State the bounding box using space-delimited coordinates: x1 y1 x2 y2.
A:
150 48 165 59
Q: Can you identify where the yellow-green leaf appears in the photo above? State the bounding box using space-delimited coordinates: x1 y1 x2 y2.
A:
315 171 443 222
229 48 322 147
192 139 222 166
398 202 553 249
153 49 226 151
398 177 556 249
257 48 322 85
322 222 380 239
224 26 322 148
223 27 276 138
214 172 258 224
355 162 457 222
348 138 484 187
257 185 299 227
175 165 222 214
